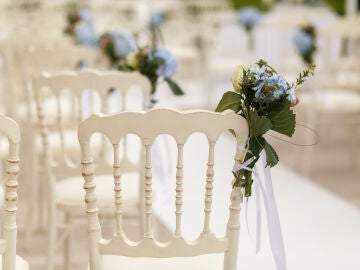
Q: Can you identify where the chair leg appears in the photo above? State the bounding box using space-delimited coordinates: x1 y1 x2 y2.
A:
63 213 72 270
46 187 57 270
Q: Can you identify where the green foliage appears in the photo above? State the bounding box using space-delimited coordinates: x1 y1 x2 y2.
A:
295 64 316 88
324 0 360 16
248 110 272 137
269 102 296 137
215 91 242 113
230 0 270 11
164 78 184 95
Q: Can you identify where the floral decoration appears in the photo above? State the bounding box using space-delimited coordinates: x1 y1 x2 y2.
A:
293 23 316 65
216 60 315 197
237 7 261 49
99 31 137 65
149 11 165 46
237 7 262 32
64 6 98 48
118 47 184 100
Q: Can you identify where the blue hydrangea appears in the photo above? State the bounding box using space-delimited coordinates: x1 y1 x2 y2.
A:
111 31 137 58
268 74 289 100
293 29 312 54
237 7 261 30
79 8 92 23
286 87 296 103
152 48 177 78
250 67 295 102
75 22 99 48
150 12 164 28
251 66 267 92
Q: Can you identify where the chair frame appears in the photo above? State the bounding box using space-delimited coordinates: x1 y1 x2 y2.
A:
0 115 20 270
32 69 151 270
79 108 249 270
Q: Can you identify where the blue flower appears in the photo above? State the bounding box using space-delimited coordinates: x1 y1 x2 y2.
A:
237 7 261 30
151 48 177 78
268 74 289 100
251 66 267 92
79 8 92 23
75 22 99 48
150 12 164 28
293 29 312 54
111 31 137 58
286 87 296 103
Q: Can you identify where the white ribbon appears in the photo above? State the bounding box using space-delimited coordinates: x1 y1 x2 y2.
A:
234 151 287 270
258 153 287 270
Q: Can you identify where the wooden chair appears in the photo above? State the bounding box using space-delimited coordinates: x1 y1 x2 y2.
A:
32 70 151 270
78 108 249 270
0 115 29 270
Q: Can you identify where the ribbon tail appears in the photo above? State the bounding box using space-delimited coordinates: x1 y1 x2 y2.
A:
254 168 262 254
259 153 287 270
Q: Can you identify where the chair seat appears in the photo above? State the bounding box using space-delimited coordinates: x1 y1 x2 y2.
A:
56 173 140 215
0 255 29 270
101 253 223 270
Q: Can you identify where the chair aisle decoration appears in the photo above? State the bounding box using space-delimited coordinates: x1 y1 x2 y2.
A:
79 108 249 270
0 115 29 270
293 23 317 65
215 59 315 270
63 5 184 107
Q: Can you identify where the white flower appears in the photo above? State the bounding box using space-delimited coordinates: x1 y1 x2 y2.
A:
231 65 248 93
126 51 139 68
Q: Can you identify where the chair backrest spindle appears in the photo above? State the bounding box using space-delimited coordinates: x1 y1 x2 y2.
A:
78 108 249 270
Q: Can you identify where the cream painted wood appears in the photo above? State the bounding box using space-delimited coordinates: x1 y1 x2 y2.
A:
78 108 249 270
32 70 151 270
0 114 29 270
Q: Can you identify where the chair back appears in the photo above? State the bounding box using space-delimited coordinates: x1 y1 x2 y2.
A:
0 115 20 270
33 69 151 178
78 108 249 270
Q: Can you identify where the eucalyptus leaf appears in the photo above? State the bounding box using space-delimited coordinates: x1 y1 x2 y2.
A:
270 103 296 137
164 77 184 95
215 91 242 113
248 110 272 137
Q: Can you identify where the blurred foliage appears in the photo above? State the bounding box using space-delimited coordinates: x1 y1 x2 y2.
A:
324 0 360 15
229 0 270 11
229 0 360 16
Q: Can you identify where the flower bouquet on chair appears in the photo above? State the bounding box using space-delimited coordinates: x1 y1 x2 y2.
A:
64 5 98 48
215 59 315 196
293 23 317 65
99 30 138 66
117 46 184 107
237 7 261 50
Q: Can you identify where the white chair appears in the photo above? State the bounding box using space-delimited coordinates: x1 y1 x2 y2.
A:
0 114 29 270
78 108 249 270
32 70 151 270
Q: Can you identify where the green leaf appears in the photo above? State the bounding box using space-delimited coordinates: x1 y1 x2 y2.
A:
249 136 265 157
263 139 279 167
248 110 272 137
164 77 184 96
215 91 242 113
269 103 296 137
117 65 135 72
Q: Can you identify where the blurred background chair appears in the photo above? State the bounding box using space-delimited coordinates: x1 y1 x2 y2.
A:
32 70 150 270
0 114 29 270
79 108 248 270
